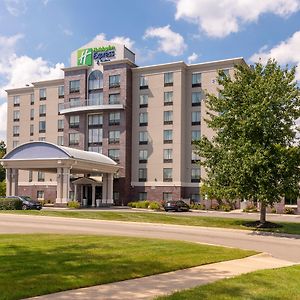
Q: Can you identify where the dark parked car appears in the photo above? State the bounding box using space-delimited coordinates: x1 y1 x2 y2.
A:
164 200 190 212
6 196 42 210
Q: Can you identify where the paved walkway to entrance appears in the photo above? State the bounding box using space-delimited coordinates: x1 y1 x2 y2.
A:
27 253 295 300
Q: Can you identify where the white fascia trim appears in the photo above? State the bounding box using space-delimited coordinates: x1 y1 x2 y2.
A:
131 181 200 187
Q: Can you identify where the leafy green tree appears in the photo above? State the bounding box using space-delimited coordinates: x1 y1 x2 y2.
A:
0 141 6 182
195 60 300 224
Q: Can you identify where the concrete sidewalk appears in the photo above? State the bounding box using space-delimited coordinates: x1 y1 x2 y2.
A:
27 253 295 300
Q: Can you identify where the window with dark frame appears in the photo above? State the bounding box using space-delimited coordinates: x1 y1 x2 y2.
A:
164 91 173 106
69 80 80 93
164 72 173 86
163 129 173 144
139 94 148 108
163 149 173 163
163 168 173 182
192 92 202 106
39 121 46 133
13 95 20 107
138 168 147 182
191 168 200 182
13 125 20 136
163 111 173 125
139 149 148 163
58 85 64 98
109 75 120 88
108 130 120 144
39 88 46 100
69 115 79 128
109 112 120 126
139 192 147 201
139 76 148 89
192 73 201 87
69 133 79 145
139 131 148 145
39 104 46 117
58 119 64 131
108 149 120 162
139 112 148 126
192 111 201 126
13 110 20 122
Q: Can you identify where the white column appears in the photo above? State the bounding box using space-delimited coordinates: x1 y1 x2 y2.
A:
74 184 78 201
62 167 70 204
6 168 12 196
92 184 96 207
102 174 107 203
56 167 63 204
80 185 84 204
11 168 19 196
107 173 114 204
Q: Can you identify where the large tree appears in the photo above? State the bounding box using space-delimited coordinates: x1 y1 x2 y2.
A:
0 141 6 182
195 60 300 224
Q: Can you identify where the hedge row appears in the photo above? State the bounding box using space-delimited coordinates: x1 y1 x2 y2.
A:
0 198 22 210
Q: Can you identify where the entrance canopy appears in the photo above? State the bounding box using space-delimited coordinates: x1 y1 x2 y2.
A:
1 141 119 174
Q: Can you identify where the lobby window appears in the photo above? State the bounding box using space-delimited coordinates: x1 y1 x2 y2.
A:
69 115 79 128
69 133 79 145
163 192 172 201
191 168 200 183
109 75 120 88
163 168 173 182
58 103 64 114
58 119 64 131
69 80 80 93
139 192 147 201
88 91 103 105
113 192 120 202
39 104 46 117
139 94 148 108
37 171 45 182
30 108 34 120
163 149 173 163
13 140 19 148
192 111 201 126
30 124 34 136
192 73 201 87
192 150 201 163
28 171 32 182
88 114 103 127
191 130 200 143
139 131 148 145
109 112 120 126
139 112 148 126
164 72 173 86
109 93 120 104
164 91 173 106
139 76 148 89
138 168 147 182
191 194 200 203
108 149 120 163
39 88 46 100
37 190 45 199
164 111 173 125
13 110 20 122
69 98 81 108
163 130 173 144
88 70 103 90
109 130 120 144
192 92 202 107
57 136 64 146
30 93 34 105
88 128 103 145
39 121 46 133
139 149 148 163
58 85 64 98
13 125 19 137
13 95 20 107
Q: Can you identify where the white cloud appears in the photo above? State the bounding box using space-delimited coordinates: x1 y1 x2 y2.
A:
94 33 107 41
93 33 135 49
0 103 7 141
143 25 187 56
4 0 27 16
187 52 199 64
174 0 300 38
250 31 300 80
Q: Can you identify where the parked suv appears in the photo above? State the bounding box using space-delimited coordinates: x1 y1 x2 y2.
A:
6 196 42 210
164 200 190 212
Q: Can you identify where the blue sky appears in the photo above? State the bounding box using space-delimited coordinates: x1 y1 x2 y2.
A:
0 0 300 139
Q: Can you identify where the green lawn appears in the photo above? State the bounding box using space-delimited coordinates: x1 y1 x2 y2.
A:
0 234 255 300
2 210 300 235
157 265 300 300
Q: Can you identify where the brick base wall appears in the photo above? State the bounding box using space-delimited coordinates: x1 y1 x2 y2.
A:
18 185 57 202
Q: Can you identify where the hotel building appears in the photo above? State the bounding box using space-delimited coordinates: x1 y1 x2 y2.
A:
5 39 245 206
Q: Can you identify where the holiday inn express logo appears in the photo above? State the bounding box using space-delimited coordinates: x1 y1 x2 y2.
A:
77 45 116 66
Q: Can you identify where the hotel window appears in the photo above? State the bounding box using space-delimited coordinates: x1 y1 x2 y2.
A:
69 115 79 128
88 114 103 127
88 91 103 105
39 88 46 100
139 112 148 126
192 150 201 163
164 72 173 86
222 69 230 78
30 124 34 136
13 110 20 122
37 171 45 182
57 136 64 146
39 121 46 133
109 130 120 144
37 190 45 199
192 111 201 125
39 104 46 117
69 80 80 93
113 192 120 202
109 112 120 126
69 98 81 108
88 128 103 145
164 91 173 106
163 192 172 201
13 126 19 137
39 137 46 141
191 194 200 202
192 92 202 107
109 75 120 88
138 168 147 182
191 168 200 182
191 130 200 143
13 95 20 107
58 85 64 98
163 168 173 182
163 149 173 163
139 192 147 201
58 119 64 131
28 171 33 182
109 93 120 104
139 131 148 145
108 149 120 162
139 149 148 163
139 76 148 89
30 108 34 120
69 133 79 145
163 130 173 144
139 94 148 108
164 111 173 125
58 103 64 114
88 146 102 153
88 70 103 90
13 140 19 148
192 73 201 87
30 93 34 105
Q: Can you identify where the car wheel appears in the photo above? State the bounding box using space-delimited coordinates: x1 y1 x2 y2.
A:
22 204 27 210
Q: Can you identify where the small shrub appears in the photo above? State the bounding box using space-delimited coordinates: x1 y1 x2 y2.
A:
67 200 80 209
190 203 206 210
284 207 295 215
0 197 22 210
135 200 150 209
211 203 219 210
149 202 161 210
127 202 137 208
243 203 258 213
220 204 231 212
270 207 277 214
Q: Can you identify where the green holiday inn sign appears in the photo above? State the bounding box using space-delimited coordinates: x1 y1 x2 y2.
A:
77 45 116 66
